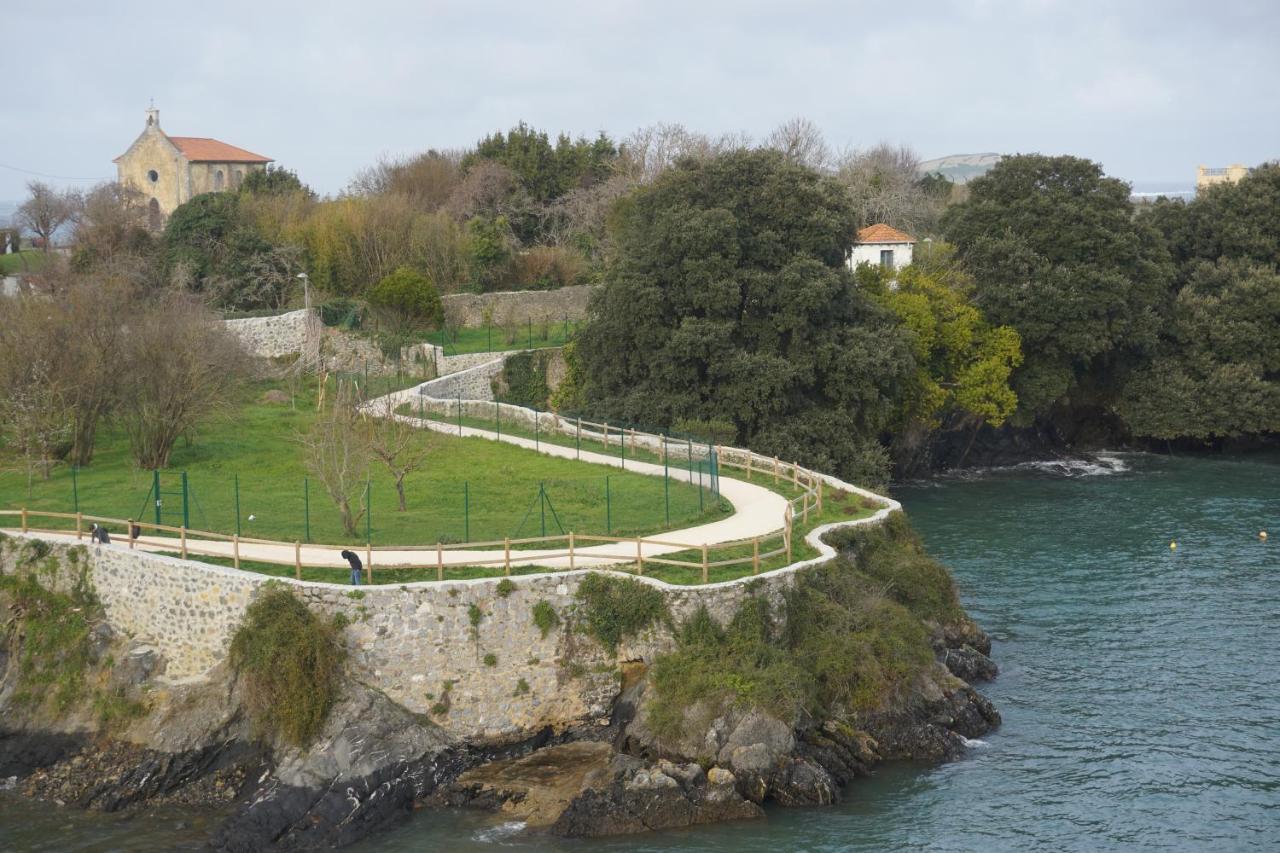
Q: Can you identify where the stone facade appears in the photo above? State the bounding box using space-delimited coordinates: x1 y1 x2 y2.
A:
114 107 270 226
442 285 596 327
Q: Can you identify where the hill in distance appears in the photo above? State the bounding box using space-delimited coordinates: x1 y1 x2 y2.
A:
917 153 1002 184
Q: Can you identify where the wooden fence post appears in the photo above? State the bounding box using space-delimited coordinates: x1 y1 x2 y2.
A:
636 536 644 576
792 462 799 487
785 507 793 563
817 479 823 513
603 422 609 449
76 512 83 540
773 456 780 484
294 541 302 580
802 491 809 524
366 543 373 584
753 538 760 575
233 534 241 569
701 543 709 584
504 537 511 575
436 543 443 582
20 508 28 534
569 532 575 571
180 526 188 559
746 453 752 479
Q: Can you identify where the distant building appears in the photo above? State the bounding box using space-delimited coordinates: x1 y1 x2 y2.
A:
114 106 272 229
1196 164 1250 190
850 224 915 273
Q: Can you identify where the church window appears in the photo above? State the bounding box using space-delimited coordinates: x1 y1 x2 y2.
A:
214 169 224 191
147 169 159 183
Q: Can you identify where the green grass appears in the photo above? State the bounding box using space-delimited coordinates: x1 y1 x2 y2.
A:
428 320 580 356
639 485 881 585
401 402 724 476
0 378 725 546
0 249 47 275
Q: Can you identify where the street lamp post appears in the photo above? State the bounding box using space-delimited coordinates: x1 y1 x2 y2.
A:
296 272 312 368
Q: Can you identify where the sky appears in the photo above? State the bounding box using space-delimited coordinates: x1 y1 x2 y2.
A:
1 0 1277 201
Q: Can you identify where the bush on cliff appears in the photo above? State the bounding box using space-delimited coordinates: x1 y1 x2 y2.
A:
648 550 938 741
229 585 346 747
0 567 97 712
823 511 964 625
575 573 668 654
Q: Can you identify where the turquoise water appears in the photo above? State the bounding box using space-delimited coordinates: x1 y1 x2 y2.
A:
4 452 1278 851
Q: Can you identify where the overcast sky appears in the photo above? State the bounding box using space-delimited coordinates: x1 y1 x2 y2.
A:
2 0 1277 200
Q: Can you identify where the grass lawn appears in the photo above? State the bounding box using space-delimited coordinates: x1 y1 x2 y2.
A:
427 319 579 356
0 378 724 546
0 250 47 275
401 402 725 477
145 473 880 587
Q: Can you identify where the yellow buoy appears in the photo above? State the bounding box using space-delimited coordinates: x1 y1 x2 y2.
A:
1169 541 1177 551
1262 531 1269 542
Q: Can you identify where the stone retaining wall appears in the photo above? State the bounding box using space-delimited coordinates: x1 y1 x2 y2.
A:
223 309 315 359
442 285 595 328
0 532 839 740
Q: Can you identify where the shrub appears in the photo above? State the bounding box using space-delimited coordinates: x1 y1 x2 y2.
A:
468 603 484 627
824 511 963 624
512 245 587 290
0 570 96 712
672 417 738 446
319 298 364 329
496 578 516 598
515 678 530 695
575 573 668 654
531 600 560 638
228 586 346 747
368 266 443 332
647 557 939 741
483 653 498 667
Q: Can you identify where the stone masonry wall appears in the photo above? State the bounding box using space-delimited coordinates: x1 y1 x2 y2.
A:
224 309 314 359
0 533 838 741
442 285 595 327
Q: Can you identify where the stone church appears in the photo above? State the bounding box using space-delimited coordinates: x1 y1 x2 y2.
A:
114 107 272 229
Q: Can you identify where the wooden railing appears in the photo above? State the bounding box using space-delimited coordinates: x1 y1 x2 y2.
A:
0 507 795 585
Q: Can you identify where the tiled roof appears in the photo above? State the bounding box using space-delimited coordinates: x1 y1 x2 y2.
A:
167 136 272 163
855 224 915 244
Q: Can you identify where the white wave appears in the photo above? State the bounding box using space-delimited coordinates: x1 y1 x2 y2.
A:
1011 453 1131 478
960 737 989 749
473 821 527 843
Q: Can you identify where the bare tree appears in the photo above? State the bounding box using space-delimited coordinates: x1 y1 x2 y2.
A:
443 160 530 222
764 117 832 171
619 123 750 185
117 293 249 469
364 396 433 511
835 143 943 233
74 181 150 264
300 382 369 536
349 149 464 212
0 356 70 488
17 180 81 252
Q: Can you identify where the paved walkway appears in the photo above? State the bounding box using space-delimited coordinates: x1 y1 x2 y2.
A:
9 386 792 572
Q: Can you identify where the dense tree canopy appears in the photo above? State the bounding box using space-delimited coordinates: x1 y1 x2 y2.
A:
576 149 916 485
942 154 1173 419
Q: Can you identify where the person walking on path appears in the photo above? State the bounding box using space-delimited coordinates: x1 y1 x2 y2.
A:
341 549 363 585
89 523 111 545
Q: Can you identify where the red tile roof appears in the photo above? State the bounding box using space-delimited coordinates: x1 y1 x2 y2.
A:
855 224 915 244
167 136 272 163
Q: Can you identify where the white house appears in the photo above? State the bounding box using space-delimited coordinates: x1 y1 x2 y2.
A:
849 224 915 273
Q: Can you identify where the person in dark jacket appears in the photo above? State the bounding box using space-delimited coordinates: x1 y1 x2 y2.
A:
340 549 363 585
89 523 111 545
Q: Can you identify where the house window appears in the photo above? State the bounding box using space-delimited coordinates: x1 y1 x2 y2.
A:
214 169 224 191
880 249 895 268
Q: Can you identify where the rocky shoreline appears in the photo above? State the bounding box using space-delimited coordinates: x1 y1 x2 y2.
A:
0 621 998 849
0 519 999 850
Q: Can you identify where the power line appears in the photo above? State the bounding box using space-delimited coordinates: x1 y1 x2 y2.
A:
0 161 112 182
